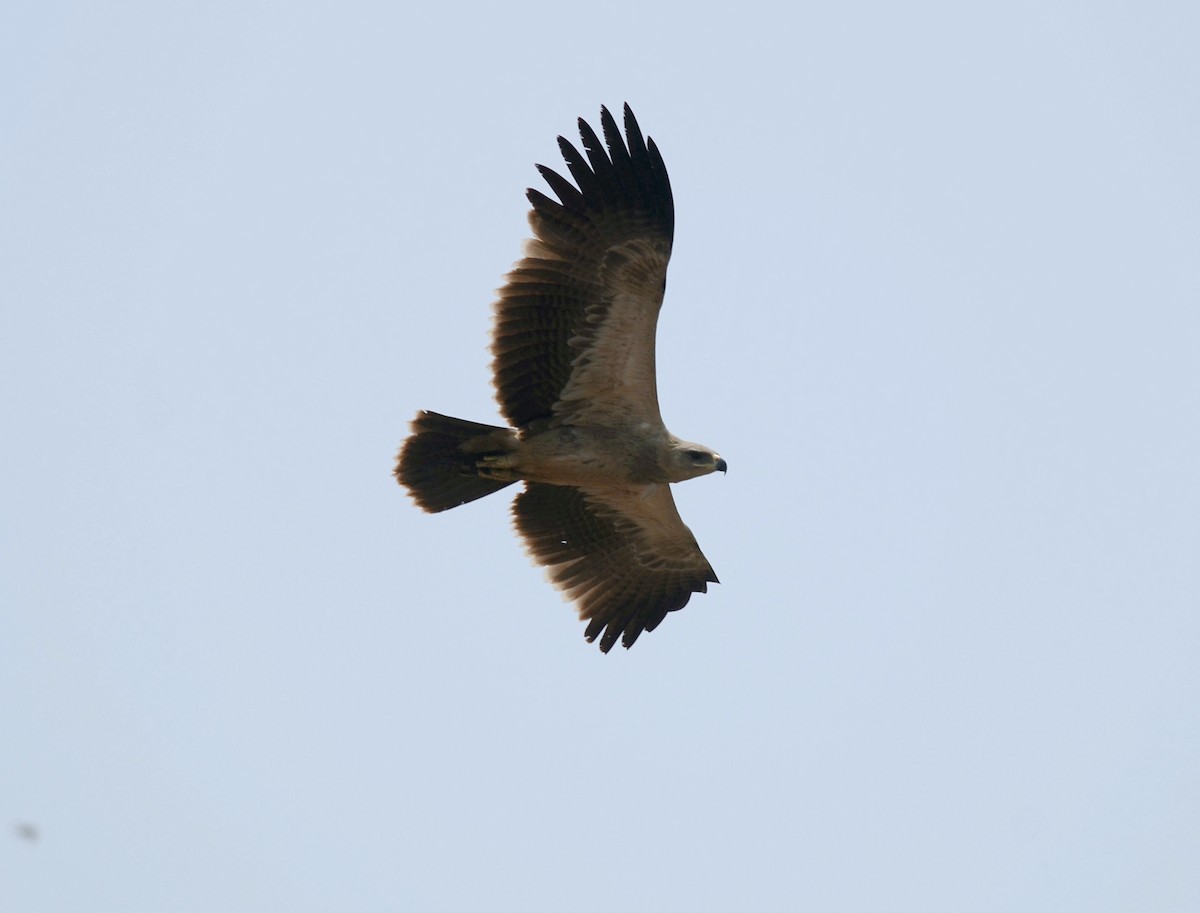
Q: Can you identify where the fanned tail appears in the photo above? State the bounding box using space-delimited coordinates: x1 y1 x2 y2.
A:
395 411 518 512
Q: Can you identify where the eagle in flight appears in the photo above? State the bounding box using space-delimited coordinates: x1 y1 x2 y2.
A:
395 105 725 652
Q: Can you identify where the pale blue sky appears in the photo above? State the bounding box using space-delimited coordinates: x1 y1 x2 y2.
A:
3 1 1199 910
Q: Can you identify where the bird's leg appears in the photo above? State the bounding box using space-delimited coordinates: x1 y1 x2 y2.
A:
476 454 519 482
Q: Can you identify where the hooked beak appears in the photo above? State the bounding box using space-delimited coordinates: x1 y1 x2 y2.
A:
714 456 727 474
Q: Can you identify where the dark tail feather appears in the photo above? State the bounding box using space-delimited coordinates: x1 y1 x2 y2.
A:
395 411 518 512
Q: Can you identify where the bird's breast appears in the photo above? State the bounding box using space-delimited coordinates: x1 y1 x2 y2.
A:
514 425 668 486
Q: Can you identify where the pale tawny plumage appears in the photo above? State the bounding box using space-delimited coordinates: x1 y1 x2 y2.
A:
396 105 724 652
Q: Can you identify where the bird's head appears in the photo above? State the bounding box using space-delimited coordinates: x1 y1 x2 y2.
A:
668 439 727 481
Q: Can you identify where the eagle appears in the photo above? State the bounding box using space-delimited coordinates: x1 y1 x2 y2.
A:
395 104 725 652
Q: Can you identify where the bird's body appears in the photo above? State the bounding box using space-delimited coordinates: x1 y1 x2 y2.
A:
476 421 717 487
396 105 724 652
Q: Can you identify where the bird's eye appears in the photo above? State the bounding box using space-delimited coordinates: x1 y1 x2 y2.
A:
687 450 706 462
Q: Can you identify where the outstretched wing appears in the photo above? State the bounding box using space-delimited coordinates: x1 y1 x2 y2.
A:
513 481 717 652
491 104 674 431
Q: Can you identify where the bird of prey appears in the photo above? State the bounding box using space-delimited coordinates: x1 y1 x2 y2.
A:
395 104 725 652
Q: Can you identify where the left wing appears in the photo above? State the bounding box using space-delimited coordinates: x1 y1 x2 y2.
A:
513 481 717 652
491 104 674 431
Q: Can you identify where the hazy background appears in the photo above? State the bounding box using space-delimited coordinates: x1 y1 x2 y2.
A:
3 1 1198 910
